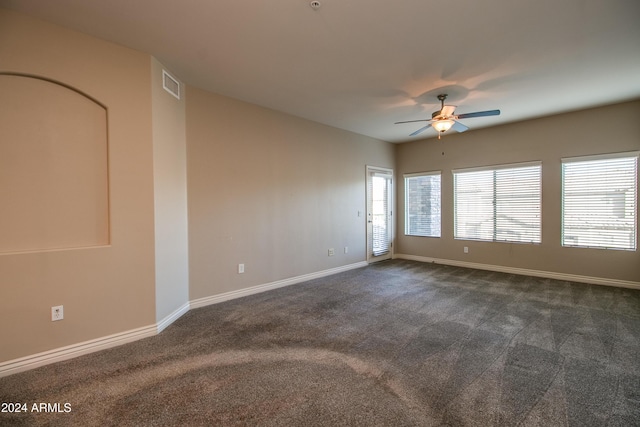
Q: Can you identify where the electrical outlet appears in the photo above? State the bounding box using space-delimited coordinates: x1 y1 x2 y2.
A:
344 246 349 254
464 247 469 254
51 305 64 321
328 248 335 256
238 263 245 274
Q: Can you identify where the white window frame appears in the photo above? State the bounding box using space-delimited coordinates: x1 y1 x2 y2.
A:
453 161 542 244
404 171 441 238
561 151 638 251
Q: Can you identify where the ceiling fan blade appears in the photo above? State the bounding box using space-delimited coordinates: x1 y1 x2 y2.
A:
451 120 469 133
440 105 456 117
410 124 432 136
395 119 430 124
456 109 500 119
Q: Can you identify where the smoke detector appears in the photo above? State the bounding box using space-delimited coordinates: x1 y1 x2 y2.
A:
310 1 321 10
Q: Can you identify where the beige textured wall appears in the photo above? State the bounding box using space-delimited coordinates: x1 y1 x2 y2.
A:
151 59 189 322
0 74 109 253
0 9 156 361
186 87 395 300
396 100 640 283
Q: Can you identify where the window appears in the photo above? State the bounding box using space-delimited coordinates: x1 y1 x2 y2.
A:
405 172 441 237
562 152 638 250
454 162 541 243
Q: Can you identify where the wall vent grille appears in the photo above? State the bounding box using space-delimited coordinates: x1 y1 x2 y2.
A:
162 70 180 100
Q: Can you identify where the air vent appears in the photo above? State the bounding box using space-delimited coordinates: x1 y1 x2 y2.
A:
162 69 180 100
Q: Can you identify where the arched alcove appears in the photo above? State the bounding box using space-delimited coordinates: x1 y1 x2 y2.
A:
0 73 109 253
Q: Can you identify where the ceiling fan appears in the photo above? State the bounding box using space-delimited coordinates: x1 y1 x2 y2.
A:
395 94 500 139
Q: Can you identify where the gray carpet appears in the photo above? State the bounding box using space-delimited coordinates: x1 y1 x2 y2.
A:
1 260 640 426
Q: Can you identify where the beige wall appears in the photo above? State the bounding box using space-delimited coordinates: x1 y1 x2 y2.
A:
0 9 156 361
151 59 189 322
186 87 395 300
396 100 640 283
0 74 109 253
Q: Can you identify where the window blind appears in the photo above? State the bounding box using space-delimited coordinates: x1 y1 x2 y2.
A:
370 173 391 256
454 162 541 243
562 153 638 250
404 172 441 237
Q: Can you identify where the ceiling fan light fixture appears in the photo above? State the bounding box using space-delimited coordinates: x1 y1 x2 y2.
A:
433 119 453 133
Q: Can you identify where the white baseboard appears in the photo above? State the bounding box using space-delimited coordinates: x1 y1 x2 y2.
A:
394 253 640 290
157 302 190 333
1 261 369 378
0 324 157 378
190 261 368 309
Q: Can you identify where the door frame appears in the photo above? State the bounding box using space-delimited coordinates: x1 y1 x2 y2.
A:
366 165 394 264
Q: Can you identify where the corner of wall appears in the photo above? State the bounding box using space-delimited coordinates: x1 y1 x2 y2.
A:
151 57 190 323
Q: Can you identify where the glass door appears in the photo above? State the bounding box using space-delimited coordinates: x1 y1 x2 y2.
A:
366 166 393 263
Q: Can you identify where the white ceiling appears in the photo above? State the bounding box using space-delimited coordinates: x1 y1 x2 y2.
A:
2 0 640 143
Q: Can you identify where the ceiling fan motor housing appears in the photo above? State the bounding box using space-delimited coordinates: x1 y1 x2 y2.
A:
433 93 449 119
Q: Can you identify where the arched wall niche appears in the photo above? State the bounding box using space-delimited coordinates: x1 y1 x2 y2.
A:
0 72 110 253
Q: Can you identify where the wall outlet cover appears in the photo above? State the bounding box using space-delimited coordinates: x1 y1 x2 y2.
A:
51 305 64 321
